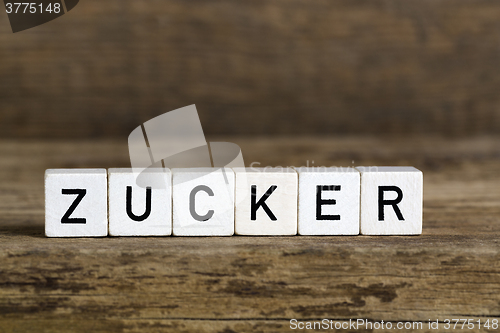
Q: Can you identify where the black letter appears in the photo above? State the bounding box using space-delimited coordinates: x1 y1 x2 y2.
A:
378 186 404 221
251 185 277 220
61 189 87 224
126 186 152 222
190 185 214 221
316 185 341 220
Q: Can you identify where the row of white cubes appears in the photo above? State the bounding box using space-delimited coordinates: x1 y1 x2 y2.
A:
45 167 423 237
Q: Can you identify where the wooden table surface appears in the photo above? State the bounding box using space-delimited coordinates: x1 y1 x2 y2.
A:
0 136 499 332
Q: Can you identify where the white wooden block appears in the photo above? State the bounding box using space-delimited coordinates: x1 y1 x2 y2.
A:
357 166 423 235
172 168 234 236
296 167 360 235
45 169 107 237
234 167 297 235
108 168 172 236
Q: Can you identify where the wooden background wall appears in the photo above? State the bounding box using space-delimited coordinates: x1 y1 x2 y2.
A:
1 0 500 138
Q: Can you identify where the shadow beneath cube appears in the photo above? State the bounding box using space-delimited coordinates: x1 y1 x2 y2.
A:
0 224 45 238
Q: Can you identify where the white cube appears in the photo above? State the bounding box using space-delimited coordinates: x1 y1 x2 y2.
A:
296 167 360 235
45 169 108 237
108 168 172 236
172 168 235 236
234 167 297 236
357 166 423 235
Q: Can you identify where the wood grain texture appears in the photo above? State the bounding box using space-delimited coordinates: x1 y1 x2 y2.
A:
1 0 500 138
0 136 499 332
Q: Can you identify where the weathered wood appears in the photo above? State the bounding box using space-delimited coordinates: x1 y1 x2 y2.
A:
1 1 500 138
0 136 499 332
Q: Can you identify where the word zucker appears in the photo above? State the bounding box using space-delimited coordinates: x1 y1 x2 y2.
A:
44 166 423 237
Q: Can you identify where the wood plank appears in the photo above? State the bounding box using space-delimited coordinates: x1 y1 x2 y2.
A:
1 229 499 327
1 1 500 137
0 136 499 331
4 319 495 333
